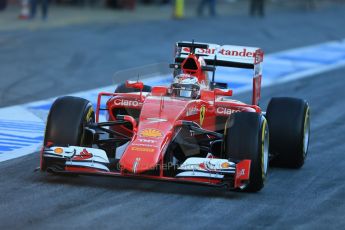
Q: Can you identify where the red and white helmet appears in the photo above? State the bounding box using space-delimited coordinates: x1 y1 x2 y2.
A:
172 74 200 98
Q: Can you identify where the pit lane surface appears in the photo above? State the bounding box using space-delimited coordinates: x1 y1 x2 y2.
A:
1 67 345 229
1 5 345 229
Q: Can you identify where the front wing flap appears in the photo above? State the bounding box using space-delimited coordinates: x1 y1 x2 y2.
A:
177 157 251 189
43 146 110 172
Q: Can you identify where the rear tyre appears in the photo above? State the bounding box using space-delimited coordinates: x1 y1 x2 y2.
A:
42 96 95 171
266 97 310 168
223 112 269 192
115 83 151 93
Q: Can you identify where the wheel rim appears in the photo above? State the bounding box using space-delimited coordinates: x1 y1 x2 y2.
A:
303 107 310 157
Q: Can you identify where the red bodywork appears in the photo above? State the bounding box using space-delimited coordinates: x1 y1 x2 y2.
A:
100 90 260 175
88 91 256 187
42 42 264 189
86 52 261 188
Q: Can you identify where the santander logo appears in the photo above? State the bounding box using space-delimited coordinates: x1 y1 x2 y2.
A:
182 47 254 57
218 48 254 57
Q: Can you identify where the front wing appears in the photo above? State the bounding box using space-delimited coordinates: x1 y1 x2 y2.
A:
41 146 251 190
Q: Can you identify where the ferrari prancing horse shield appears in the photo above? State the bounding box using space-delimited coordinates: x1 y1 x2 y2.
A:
200 105 206 125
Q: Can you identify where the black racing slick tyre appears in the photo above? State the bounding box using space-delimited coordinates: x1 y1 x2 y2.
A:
266 97 310 168
115 83 151 93
223 112 269 192
44 96 95 147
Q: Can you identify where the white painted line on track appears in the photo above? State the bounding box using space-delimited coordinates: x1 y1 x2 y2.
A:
1 39 345 163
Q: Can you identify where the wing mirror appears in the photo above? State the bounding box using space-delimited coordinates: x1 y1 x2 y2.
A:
210 81 228 90
151 86 168 96
125 80 145 102
126 80 144 90
214 88 233 97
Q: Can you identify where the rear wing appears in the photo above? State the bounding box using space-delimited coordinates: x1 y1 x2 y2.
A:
175 41 264 105
175 41 263 69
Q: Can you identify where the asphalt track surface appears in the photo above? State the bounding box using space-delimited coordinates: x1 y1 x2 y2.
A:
1 5 345 230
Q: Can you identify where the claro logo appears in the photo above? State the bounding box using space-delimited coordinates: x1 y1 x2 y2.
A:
216 107 239 115
114 99 142 107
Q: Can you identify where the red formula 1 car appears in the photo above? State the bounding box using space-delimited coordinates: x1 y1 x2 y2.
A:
41 41 310 192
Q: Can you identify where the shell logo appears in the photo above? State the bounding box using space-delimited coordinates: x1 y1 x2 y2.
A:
139 129 163 138
221 162 231 169
54 148 64 154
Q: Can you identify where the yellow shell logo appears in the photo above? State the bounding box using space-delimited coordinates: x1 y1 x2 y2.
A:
221 162 231 168
54 148 64 154
140 129 163 138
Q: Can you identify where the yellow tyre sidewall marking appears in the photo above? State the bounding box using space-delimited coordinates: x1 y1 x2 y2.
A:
261 119 267 181
303 107 310 157
81 106 94 145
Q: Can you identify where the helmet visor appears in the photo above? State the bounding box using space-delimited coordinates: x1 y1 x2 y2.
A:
172 83 200 98
179 90 192 98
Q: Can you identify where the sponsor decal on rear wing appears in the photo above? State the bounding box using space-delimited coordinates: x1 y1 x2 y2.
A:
175 42 264 69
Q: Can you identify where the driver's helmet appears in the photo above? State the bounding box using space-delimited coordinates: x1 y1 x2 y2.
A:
172 74 200 98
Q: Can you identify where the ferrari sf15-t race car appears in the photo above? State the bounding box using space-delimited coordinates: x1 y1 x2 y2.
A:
40 41 310 192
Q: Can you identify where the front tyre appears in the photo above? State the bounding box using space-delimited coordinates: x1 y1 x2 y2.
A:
42 96 95 171
223 112 269 192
